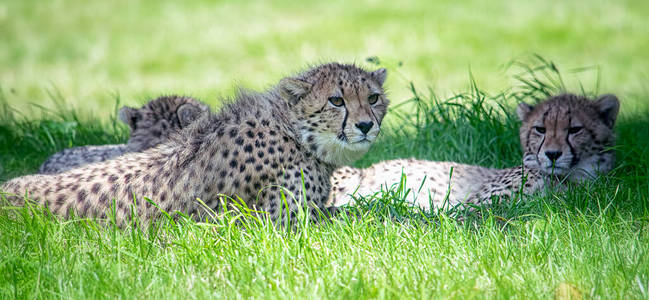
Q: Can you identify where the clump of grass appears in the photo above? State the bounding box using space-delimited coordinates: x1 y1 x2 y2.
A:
0 88 128 179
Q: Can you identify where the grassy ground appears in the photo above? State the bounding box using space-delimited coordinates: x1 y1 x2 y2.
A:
2 0 649 299
2 60 648 299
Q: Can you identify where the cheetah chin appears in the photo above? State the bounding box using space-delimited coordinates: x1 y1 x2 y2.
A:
312 133 373 166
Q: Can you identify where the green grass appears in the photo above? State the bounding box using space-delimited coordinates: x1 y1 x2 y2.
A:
2 0 649 298
2 59 649 298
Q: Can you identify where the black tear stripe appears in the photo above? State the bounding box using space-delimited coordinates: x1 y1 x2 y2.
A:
532 108 551 154
370 107 380 127
566 111 577 166
341 106 348 134
536 135 545 158
566 135 577 166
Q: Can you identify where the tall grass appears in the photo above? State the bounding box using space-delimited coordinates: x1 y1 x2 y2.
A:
1 59 648 298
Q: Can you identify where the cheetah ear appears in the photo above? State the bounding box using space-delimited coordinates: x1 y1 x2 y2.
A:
177 104 204 127
370 68 387 85
278 78 312 105
118 106 139 130
594 94 620 128
516 102 534 121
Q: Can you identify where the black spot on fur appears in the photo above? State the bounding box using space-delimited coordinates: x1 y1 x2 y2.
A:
91 183 101 194
77 190 87 203
99 193 108 205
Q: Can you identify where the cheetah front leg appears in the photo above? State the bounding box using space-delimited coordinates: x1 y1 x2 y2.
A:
254 171 332 226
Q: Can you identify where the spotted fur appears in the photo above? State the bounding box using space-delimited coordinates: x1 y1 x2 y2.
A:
517 93 619 182
38 95 210 174
329 93 619 210
2 63 389 225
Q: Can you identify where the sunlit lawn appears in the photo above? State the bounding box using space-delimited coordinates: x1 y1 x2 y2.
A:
1 0 649 298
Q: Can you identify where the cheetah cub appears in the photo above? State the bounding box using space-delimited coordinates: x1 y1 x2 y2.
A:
38 95 210 174
2 63 389 225
329 93 619 210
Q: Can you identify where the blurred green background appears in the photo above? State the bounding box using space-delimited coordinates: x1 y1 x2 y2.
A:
2 0 648 116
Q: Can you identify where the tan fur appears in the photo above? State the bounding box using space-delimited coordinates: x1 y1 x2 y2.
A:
329 93 619 210
2 63 389 225
517 93 618 182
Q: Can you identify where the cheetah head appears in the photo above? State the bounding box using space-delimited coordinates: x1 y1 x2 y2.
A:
278 63 389 165
517 93 619 181
119 96 210 151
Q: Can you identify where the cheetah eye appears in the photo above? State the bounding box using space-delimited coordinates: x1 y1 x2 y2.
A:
534 126 546 134
568 126 583 134
328 96 344 107
368 93 380 105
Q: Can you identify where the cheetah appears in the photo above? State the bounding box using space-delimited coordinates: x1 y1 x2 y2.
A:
1 63 389 225
328 93 619 210
38 95 210 174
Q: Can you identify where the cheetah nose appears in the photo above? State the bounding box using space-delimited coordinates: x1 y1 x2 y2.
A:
355 121 374 135
545 151 563 161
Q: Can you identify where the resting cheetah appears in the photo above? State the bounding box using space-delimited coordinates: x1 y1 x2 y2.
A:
2 63 389 225
38 95 210 174
329 93 619 210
